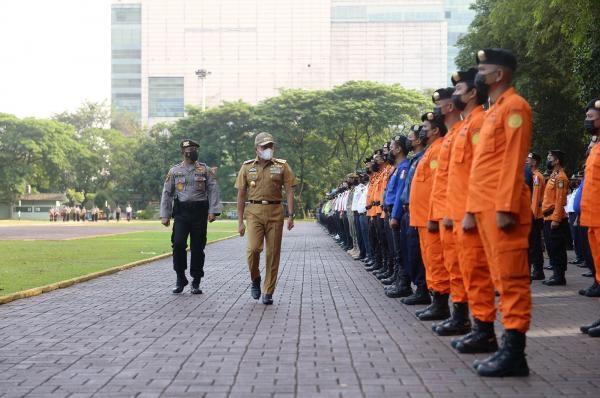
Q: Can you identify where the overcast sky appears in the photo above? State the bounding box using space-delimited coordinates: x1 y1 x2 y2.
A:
0 0 111 119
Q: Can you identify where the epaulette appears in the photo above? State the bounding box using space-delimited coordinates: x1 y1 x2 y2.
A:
273 158 287 164
243 159 255 164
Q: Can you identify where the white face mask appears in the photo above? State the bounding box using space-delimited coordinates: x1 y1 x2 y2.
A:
259 148 273 160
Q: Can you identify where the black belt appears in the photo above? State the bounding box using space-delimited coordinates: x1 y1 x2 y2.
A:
249 200 281 205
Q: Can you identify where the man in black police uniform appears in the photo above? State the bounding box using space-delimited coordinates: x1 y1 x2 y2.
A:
160 139 222 294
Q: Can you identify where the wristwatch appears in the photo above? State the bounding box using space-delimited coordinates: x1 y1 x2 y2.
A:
288 213 295 219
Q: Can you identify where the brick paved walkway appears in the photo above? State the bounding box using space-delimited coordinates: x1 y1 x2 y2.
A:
1 222 599 397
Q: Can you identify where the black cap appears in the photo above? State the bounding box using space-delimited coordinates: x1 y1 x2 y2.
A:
180 139 200 149
548 149 566 165
432 87 455 103
421 112 447 134
451 68 478 86
527 152 541 162
586 99 600 112
476 48 517 71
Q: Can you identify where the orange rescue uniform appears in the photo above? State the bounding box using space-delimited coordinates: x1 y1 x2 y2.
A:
580 141 600 284
530 169 545 220
541 168 568 222
410 137 449 293
466 87 532 333
429 122 467 303
447 106 497 322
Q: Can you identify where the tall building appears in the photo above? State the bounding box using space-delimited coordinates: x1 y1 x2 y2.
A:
111 0 475 126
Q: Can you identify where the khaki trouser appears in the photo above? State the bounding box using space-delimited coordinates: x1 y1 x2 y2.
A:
246 203 284 294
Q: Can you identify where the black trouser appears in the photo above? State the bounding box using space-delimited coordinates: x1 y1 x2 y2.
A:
374 216 389 266
543 219 568 275
580 226 596 277
388 211 409 281
402 211 426 287
528 217 544 269
568 212 584 261
172 201 209 280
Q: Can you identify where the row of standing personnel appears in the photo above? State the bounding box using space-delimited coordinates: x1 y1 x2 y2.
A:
318 47 600 378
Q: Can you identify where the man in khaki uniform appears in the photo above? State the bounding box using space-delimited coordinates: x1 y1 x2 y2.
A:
235 132 297 305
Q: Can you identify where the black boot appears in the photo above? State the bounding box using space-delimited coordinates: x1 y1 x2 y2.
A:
579 281 600 297
401 284 431 305
475 330 529 377
453 318 498 353
385 276 413 298
250 277 261 300
542 266 566 286
172 274 189 294
580 318 600 334
530 264 545 281
190 278 202 294
433 302 471 336
417 292 450 321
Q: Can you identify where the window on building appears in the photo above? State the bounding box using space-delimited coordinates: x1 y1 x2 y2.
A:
149 77 184 118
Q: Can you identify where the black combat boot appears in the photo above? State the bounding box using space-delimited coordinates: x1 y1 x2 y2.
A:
453 318 498 353
381 265 398 285
542 266 566 286
401 284 431 305
190 278 202 294
579 281 600 297
580 317 600 334
530 264 545 281
385 275 413 298
172 274 189 294
432 302 471 336
475 330 529 377
417 292 450 321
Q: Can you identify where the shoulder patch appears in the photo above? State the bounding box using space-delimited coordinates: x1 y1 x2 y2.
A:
507 114 523 129
243 159 255 165
558 180 564 189
430 159 438 170
471 131 480 145
164 171 172 183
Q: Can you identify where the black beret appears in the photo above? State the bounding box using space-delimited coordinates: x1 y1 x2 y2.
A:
548 149 566 165
409 124 422 134
181 139 200 149
451 68 478 86
432 87 455 103
476 48 517 71
421 112 447 134
586 99 600 112
527 152 541 162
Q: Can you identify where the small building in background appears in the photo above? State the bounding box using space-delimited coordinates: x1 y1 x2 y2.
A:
12 193 68 221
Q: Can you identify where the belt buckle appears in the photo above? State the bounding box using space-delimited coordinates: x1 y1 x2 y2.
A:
261 200 269 205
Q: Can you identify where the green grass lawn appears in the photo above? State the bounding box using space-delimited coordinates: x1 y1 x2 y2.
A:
0 222 239 296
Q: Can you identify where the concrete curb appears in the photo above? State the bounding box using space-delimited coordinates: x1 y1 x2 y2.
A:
0 234 238 305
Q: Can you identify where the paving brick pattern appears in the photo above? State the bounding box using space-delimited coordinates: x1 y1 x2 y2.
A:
1 222 599 397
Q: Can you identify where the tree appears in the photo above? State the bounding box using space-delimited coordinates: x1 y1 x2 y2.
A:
455 0 600 173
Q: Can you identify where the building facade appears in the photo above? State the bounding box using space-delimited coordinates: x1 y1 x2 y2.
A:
111 0 474 126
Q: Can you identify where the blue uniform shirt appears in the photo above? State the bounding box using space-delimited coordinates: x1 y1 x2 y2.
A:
399 149 425 209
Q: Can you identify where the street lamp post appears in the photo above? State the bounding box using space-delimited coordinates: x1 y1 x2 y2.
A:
195 68 211 111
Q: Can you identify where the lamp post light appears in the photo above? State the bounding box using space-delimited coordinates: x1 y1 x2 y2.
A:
195 68 212 111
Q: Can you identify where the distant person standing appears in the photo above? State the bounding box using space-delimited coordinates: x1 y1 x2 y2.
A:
126 203 133 221
235 132 297 305
160 139 222 295
115 205 122 222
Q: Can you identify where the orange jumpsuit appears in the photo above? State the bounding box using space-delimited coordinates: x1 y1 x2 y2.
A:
466 87 532 333
447 106 497 322
530 169 545 219
366 170 382 218
541 168 568 223
429 122 467 304
580 142 600 284
410 137 448 293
